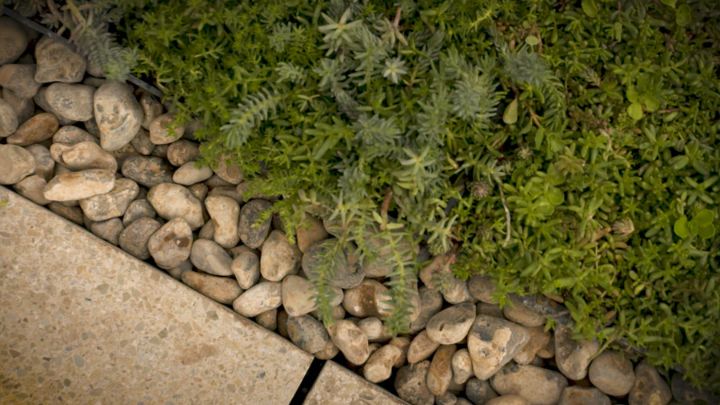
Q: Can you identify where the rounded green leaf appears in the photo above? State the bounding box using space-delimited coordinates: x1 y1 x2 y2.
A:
676 4 692 26
503 98 519 125
627 103 644 121
674 216 689 238
525 35 540 46
582 0 599 17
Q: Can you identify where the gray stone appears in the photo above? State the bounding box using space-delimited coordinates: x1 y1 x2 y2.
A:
94 81 143 151
426 303 476 345
88 218 123 245
0 64 40 99
670 373 717 405
514 326 551 365
286 314 331 354
118 217 162 260
329 319 370 366
44 83 95 122
303 239 365 289
48 201 84 224
296 215 328 253
181 270 241 304
232 281 282 317
52 125 96 145
0 17 28 64
25 144 54 181
238 199 272 249
130 128 154 155
427 344 456 396
205 195 240 248
409 286 444 334
503 295 546 328
150 143 168 159
588 350 635 397
468 275 498 304
491 364 568 405
13 175 50 205
123 199 156 226
452 348 474 385
121 156 173 188
408 330 441 364
43 169 115 202
2 88 34 125
0 97 19 138
7 112 59 146
0 145 34 185
190 239 233 276
54 141 117 172
172 161 213 186
149 113 184 145
363 344 403 383
467 315 530 380
147 218 193 269
395 361 435 405
555 323 599 380
231 249 260 289
282 275 318 317
213 154 243 184
260 230 300 281
34 37 86 83
628 361 672 405
139 92 163 130
166 140 199 166
559 387 611 405
147 183 204 229
440 276 473 304
79 178 139 221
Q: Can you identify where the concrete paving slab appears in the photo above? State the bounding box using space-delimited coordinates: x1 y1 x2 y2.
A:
304 361 407 405
0 187 313 404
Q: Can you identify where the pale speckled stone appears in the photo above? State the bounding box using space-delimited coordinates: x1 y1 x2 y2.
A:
260 230 300 282
231 249 260 289
363 344 403 383
232 281 282 317
328 319 370 366
305 361 405 405
205 194 240 248
491 364 568 405
181 270 242 304
147 183 204 229
149 113 184 145
0 187 312 404
555 323 599 381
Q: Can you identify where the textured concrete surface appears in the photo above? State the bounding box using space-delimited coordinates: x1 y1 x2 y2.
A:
305 361 407 405
0 186 312 404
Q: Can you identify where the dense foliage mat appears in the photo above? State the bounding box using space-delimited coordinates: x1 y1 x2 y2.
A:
13 0 719 389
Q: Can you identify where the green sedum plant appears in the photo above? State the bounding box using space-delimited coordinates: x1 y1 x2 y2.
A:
115 0 718 389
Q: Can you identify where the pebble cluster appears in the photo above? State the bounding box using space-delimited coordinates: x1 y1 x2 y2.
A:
1 17 717 405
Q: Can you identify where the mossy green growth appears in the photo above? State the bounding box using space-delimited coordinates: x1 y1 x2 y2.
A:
117 0 718 389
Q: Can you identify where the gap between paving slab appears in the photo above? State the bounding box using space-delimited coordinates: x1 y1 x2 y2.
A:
0 187 406 404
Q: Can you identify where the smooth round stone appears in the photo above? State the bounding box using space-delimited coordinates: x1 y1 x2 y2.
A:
467 315 530 380
2 88 34 124
149 113 184 144
328 319 370 366
7 112 59 146
181 270 241 304
130 128 154 155
207 185 243 202
555 323 599 381
188 183 208 201
363 344 402 383
426 303 476 345
558 386 611 405
232 281 282 317
123 199 156 226
395 361 434 405
25 144 54 181
314 340 339 361
147 183 204 229
503 295 546 328
172 161 213 185
0 64 40 98
88 218 124 245
389 336 410 367
452 348 474 385
190 239 233 276
53 125 96 145
0 144 35 185
671 374 718 404
0 98 19 138
205 195 240 248
588 350 636 397
79 178 139 221
166 140 200 166
45 83 95 121
43 169 115 202
427 344 456 396
466 378 499 405
118 217 162 260
48 202 84 224
282 275 317 317
628 360 672 405
94 81 143 151
361 230 415 278
513 326 551 365
213 154 243 184
238 199 273 249
286 315 331 354
14 175 50 205
440 276 473 304
255 308 277 331
231 249 260 289
148 218 193 269
140 93 163 130
410 287 444 334
408 330 441 364
0 17 29 64
296 215 329 253
342 279 388 318
486 396 529 405
302 239 365 289
198 220 215 240
260 230 300 282
491 364 568 405
358 317 390 342
121 156 173 187
54 141 117 172
468 275 498 304
34 37 86 83
436 392 459 405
